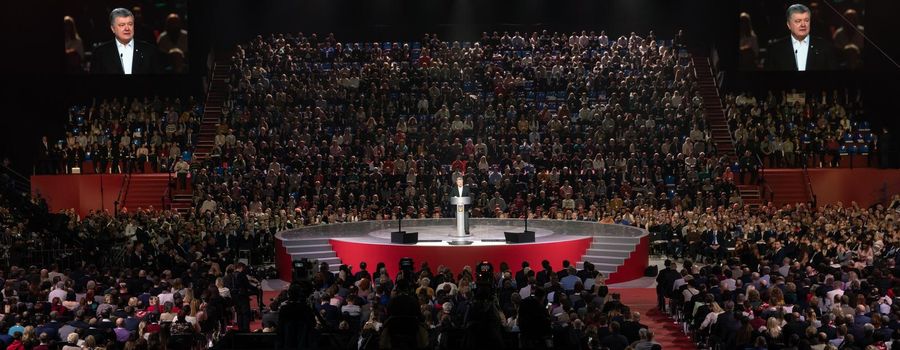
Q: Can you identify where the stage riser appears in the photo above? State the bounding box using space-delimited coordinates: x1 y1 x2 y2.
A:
584 249 631 258
285 250 336 259
283 244 332 253
593 236 641 244
579 256 626 265
590 242 637 251
275 219 650 284
281 238 331 246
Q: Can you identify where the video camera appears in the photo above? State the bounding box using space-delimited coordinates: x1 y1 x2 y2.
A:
476 260 493 283
292 258 313 283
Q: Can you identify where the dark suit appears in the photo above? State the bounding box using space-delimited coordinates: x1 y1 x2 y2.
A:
451 185 472 234
764 35 837 71
91 39 162 74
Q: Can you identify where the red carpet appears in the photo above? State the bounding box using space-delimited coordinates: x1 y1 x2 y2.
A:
613 288 695 350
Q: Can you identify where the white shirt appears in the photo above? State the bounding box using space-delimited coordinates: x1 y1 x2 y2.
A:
457 186 464 197
48 287 68 302
791 35 809 71
115 38 135 74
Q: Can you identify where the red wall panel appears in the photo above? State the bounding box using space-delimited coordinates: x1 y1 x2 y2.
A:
329 238 593 278
807 169 900 207
31 175 125 217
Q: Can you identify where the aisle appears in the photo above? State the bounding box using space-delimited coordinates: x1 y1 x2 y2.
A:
613 288 696 350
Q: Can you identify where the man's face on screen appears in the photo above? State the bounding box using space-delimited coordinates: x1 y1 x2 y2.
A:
111 16 135 44
787 11 811 40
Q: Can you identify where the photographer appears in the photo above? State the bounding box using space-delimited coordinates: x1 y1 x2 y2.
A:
277 283 319 349
462 280 505 348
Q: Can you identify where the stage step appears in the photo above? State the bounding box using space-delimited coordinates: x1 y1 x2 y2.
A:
593 236 640 244
281 238 331 247
575 234 644 279
285 250 336 259
575 261 619 274
579 256 626 266
280 235 345 273
287 255 343 268
591 242 637 250
284 244 333 253
584 248 631 258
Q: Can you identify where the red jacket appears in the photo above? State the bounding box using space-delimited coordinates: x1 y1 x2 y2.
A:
6 340 25 350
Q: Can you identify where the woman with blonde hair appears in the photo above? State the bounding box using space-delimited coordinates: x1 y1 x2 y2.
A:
216 277 231 298
764 316 784 347
20 326 37 349
61 332 81 350
82 335 98 350
699 302 724 330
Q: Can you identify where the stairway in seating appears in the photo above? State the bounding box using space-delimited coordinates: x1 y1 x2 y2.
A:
121 174 170 211
694 56 768 209
281 238 344 273
737 185 764 209
693 56 734 157
761 169 810 207
170 193 193 215
576 235 643 283
193 57 232 162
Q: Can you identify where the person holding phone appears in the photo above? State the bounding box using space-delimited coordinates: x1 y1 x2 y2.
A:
91 8 161 74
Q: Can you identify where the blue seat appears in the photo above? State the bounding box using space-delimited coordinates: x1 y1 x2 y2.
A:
858 145 870 155
859 121 871 132
839 145 848 155
842 133 854 144
863 132 874 143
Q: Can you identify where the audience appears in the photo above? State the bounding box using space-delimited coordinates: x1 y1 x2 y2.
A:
725 89 879 169
39 97 201 175
9 29 900 350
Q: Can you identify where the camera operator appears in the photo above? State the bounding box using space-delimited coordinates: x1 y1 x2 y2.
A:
462 280 505 348
380 278 428 349
245 265 266 310
277 282 320 349
226 262 256 331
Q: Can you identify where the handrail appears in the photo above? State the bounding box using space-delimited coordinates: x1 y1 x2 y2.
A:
164 164 176 210
114 172 131 214
1 163 31 184
802 166 817 207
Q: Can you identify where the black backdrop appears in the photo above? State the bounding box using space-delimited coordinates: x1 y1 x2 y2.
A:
2 0 897 175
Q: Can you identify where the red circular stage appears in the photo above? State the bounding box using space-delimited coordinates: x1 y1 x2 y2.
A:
275 219 649 284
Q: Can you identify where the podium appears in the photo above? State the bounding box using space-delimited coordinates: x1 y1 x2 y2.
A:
449 196 471 238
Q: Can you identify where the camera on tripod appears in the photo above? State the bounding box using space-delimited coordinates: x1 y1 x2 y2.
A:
292 258 313 283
